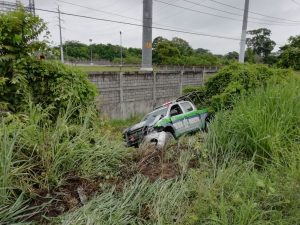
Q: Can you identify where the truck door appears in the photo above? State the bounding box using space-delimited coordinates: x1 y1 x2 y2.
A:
169 104 188 136
180 102 202 132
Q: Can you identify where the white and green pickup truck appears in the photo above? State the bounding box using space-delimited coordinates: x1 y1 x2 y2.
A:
123 97 209 149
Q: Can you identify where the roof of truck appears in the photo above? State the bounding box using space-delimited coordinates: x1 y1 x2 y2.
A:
153 100 191 111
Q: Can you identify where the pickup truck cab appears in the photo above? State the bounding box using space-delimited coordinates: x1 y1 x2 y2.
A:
123 100 208 149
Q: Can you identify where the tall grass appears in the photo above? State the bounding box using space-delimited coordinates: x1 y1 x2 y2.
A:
58 175 189 225
184 76 300 225
0 103 129 223
2 76 299 224
186 160 300 225
205 77 300 166
54 134 202 225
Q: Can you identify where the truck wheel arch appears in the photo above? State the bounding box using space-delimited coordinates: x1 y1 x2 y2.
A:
163 126 175 138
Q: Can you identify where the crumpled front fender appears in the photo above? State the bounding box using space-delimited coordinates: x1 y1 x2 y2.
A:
143 131 169 149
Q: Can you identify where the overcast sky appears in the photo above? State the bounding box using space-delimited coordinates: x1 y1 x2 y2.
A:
18 0 300 54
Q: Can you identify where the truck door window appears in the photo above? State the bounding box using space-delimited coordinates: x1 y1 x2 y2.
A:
180 102 194 113
170 104 183 117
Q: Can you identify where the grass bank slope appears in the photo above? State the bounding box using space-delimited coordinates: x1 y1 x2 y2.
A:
185 77 300 225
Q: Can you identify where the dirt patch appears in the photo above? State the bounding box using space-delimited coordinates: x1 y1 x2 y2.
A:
29 175 100 222
134 145 181 181
28 142 197 223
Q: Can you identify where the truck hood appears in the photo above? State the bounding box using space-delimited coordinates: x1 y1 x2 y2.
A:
124 115 162 133
130 121 147 131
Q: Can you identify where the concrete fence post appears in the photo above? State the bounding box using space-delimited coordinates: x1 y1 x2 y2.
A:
119 71 125 119
180 70 184 95
153 71 157 108
202 67 206 86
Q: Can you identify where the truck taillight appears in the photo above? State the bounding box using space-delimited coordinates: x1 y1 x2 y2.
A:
163 101 172 107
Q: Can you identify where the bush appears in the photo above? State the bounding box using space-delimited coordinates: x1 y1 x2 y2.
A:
0 9 96 115
184 63 292 110
0 57 97 116
24 59 97 116
182 54 220 66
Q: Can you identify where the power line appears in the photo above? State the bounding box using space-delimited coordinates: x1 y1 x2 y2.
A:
154 0 300 26
57 0 238 36
180 0 300 25
35 7 241 41
57 0 141 23
58 0 299 28
154 0 245 23
205 0 300 23
153 0 186 23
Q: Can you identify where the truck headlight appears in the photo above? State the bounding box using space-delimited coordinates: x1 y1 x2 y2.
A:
147 127 155 133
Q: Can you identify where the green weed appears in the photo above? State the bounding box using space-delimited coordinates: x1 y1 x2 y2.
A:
57 175 189 225
0 103 129 223
205 77 300 166
184 76 300 225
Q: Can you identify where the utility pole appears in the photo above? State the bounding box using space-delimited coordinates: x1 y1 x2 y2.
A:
120 31 123 67
28 0 35 15
239 0 250 63
141 0 153 71
89 39 93 65
32 0 35 16
58 6 64 63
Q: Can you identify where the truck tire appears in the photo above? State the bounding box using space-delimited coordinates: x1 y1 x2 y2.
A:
156 131 174 150
201 121 208 132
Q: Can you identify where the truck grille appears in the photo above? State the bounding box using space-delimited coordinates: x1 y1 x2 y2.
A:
125 127 144 146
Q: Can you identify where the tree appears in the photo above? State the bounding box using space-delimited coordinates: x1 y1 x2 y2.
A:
245 48 256 63
246 28 276 60
153 40 181 65
278 35 300 70
152 36 168 49
225 51 239 61
195 48 211 55
0 8 48 110
171 37 193 56
153 36 169 63
64 41 89 60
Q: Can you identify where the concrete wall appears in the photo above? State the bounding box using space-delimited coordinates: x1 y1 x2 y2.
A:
89 67 218 119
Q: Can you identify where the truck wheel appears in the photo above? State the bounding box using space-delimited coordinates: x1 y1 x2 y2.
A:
201 121 208 132
156 131 174 150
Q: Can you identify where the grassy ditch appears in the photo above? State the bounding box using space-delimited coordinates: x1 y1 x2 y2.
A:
1 72 299 225
0 105 129 223
184 76 300 225
0 103 199 224
205 76 300 166
56 77 300 224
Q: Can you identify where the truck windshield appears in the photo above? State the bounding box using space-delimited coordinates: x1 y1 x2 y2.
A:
143 107 168 123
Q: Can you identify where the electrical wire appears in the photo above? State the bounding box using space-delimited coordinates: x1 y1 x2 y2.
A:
35 7 241 41
154 0 300 26
180 0 300 25
56 0 232 36
204 0 300 23
57 0 141 23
